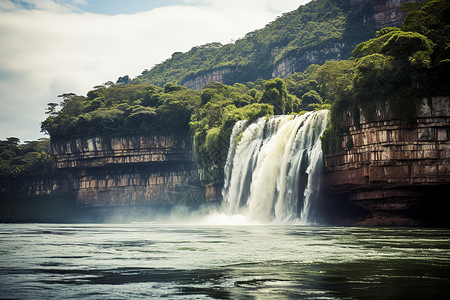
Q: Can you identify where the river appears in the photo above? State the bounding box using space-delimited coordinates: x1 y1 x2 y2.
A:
1 223 449 299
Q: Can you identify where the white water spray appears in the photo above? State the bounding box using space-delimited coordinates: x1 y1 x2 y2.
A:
221 110 328 224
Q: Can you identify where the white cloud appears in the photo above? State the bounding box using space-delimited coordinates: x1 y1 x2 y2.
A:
0 0 308 141
193 0 304 14
0 0 88 12
0 0 16 11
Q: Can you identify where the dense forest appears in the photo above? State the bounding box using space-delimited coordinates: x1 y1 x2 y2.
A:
4 0 449 182
0 138 55 178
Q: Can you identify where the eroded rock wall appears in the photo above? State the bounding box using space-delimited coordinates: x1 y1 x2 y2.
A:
51 136 194 169
205 180 223 203
73 164 198 207
323 97 450 226
181 67 234 91
352 0 411 28
51 136 200 207
272 0 417 78
272 43 348 78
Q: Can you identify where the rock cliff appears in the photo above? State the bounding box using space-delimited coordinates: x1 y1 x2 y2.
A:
51 136 200 207
272 43 348 78
351 0 411 28
273 0 415 78
323 97 450 226
181 67 234 91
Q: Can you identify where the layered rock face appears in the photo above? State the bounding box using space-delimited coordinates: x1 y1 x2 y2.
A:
272 0 414 78
51 136 199 207
272 43 348 78
353 0 412 28
204 181 223 203
51 136 194 169
181 67 234 91
323 97 450 226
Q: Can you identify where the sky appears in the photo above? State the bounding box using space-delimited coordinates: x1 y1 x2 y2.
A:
0 0 310 142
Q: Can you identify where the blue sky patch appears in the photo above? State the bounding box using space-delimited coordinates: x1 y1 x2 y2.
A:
80 0 187 15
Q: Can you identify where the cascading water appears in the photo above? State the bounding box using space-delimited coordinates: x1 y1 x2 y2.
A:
221 110 328 224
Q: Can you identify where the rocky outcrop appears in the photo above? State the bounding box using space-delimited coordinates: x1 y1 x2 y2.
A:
51 136 194 169
272 43 348 78
323 97 450 226
181 67 234 91
272 0 417 78
51 136 200 207
205 180 223 203
72 164 198 207
352 0 412 28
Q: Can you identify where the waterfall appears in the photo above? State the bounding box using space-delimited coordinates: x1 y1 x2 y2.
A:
221 110 328 224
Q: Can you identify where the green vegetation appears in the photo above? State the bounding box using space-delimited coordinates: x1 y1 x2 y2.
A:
319 0 450 153
190 82 276 179
41 83 201 140
131 0 377 86
0 138 55 178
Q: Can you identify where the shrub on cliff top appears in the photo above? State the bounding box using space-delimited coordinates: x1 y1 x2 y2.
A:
381 31 434 59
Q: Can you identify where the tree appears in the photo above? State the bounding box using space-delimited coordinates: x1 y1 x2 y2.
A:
116 75 130 85
300 90 323 110
163 82 187 93
375 27 400 38
45 103 58 115
260 78 288 115
58 93 77 107
380 31 434 59
6 137 20 145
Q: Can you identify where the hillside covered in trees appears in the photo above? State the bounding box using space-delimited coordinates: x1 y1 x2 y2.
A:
33 0 449 180
131 0 385 87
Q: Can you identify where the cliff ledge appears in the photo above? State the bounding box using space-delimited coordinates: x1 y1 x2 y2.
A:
323 97 450 226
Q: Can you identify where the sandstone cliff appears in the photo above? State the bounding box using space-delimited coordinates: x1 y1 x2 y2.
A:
51 136 200 207
272 43 348 78
323 97 450 226
181 67 234 91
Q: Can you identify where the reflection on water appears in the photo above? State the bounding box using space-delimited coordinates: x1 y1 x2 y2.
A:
1 224 449 299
